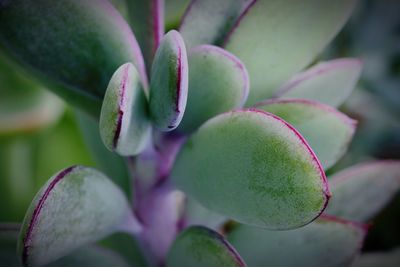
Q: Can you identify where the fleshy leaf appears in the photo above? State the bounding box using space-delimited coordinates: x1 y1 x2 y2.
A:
352 248 400 267
127 0 164 73
256 99 356 169
149 30 188 131
325 161 400 222
180 0 254 48
275 58 363 107
223 0 358 105
184 198 227 230
0 0 147 115
166 226 246 267
18 166 139 267
177 45 249 133
99 63 151 156
228 216 367 267
172 109 330 229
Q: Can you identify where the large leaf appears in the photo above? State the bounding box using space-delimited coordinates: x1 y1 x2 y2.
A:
149 30 188 131
99 63 151 156
275 58 363 107
172 109 330 229
0 0 147 115
325 161 400 222
127 0 164 73
18 166 140 267
166 226 246 267
180 0 254 48
178 45 249 133
224 0 358 105
256 99 356 169
228 216 367 267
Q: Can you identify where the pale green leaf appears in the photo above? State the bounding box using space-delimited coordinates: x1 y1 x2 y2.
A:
177 45 249 133
228 217 367 267
166 226 245 267
149 30 188 131
256 99 356 169
275 58 363 107
326 161 400 222
18 166 138 267
172 109 330 229
99 63 151 156
224 0 357 105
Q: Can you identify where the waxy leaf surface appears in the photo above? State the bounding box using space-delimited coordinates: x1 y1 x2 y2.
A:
224 0 358 105
178 45 249 133
228 217 366 267
172 109 329 229
276 59 363 107
18 166 135 267
0 0 147 114
100 63 151 156
149 30 188 131
180 0 254 48
326 161 400 222
256 99 356 169
166 226 245 267
184 198 227 230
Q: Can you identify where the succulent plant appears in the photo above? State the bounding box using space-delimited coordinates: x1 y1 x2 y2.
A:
0 0 399 267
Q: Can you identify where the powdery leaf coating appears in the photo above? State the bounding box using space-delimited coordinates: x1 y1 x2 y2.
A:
166 226 246 267
224 0 358 105
18 166 132 267
0 0 148 104
178 45 249 133
275 58 363 107
256 99 356 169
172 109 330 229
228 216 367 267
100 63 151 156
184 198 227 230
180 0 254 48
326 161 400 222
127 0 164 74
352 248 400 267
149 30 188 131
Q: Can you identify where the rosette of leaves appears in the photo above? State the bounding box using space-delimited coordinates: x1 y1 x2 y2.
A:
1 0 400 267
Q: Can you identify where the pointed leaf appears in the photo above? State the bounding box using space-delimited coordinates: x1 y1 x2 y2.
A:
18 166 138 267
178 45 249 133
228 216 367 267
224 0 358 105
325 161 400 222
166 226 246 267
149 30 188 131
127 0 164 73
180 0 254 48
100 63 151 156
256 99 356 169
0 0 148 114
172 109 330 229
275 59 363 107
352 249 400 267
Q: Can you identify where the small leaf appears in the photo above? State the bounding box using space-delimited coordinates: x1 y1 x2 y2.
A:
228 216 367 267
256 99 356 169
166 226 246 267
149 30 188 131
275 58 363 107
127 0 164 73
325 161 400 222
223 0 358 105
352 248 400 267
99 63 151 156
178 45 249 133
180 0 254 48
18 166 137 267
172 109 330 229
184 198 227 230
0 0 148 114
